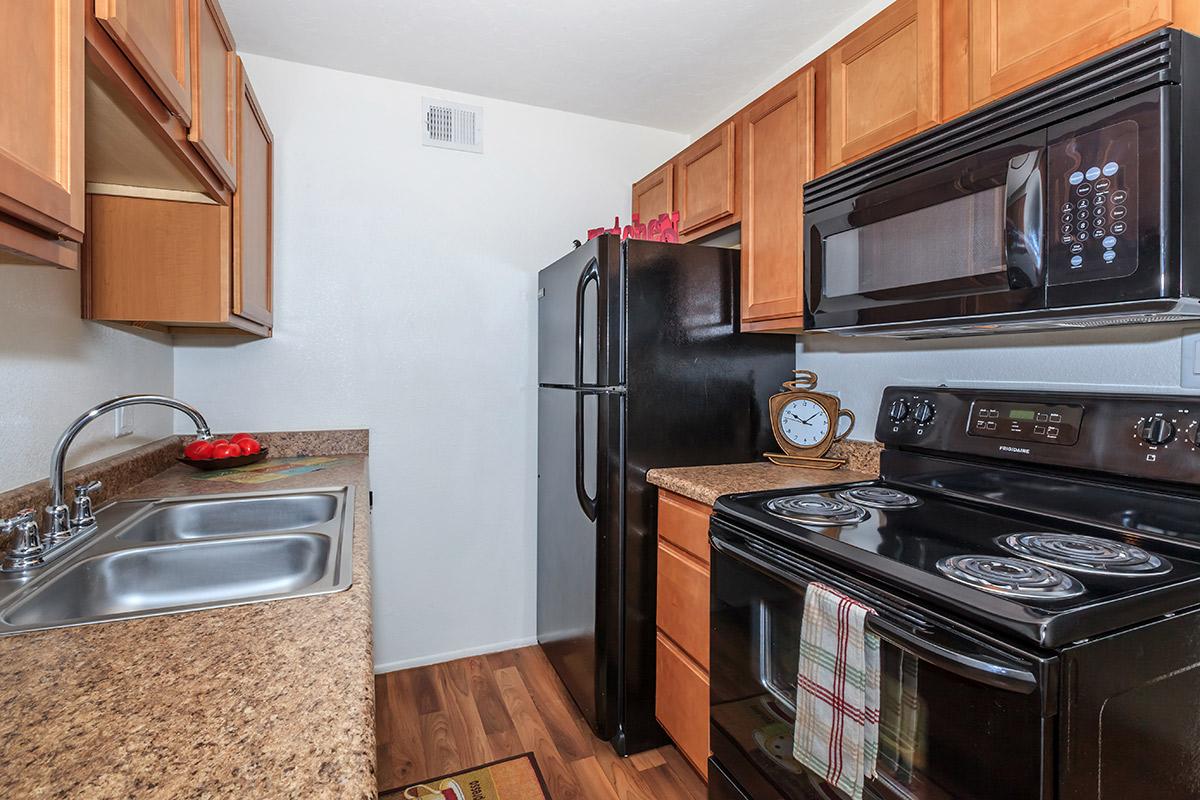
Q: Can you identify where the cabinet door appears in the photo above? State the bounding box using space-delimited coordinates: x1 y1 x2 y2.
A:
0 0 84 245
967 0 1172 107
826 0 940 168
233 60 273 328
655 633 709 779
741 70 813 326
677 120 737 235
632 162 674 223
188 0 237 189
95 0 192 125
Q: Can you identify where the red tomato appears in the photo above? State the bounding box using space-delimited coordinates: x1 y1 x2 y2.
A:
230 433 253 443
212 443 238 459
238 438 261 455
184 440 214 460
209 439 229 449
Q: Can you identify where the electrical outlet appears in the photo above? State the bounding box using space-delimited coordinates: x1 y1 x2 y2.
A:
114 406 134 438
1183 329 1200 390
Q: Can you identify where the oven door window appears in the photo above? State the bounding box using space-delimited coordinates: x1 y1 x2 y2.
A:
711 535 1053 800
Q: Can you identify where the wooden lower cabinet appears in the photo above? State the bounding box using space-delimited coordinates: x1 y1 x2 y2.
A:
655 489 713 780
656 633 710 779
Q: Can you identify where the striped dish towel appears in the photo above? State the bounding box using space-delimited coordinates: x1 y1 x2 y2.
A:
792 583 881 800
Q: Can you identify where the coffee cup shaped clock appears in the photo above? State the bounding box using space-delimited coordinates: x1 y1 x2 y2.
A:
764 371 856 469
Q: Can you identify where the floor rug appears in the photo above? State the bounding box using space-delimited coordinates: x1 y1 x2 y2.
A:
381 752 551 799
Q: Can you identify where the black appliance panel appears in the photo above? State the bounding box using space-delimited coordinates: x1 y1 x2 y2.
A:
877 386 1200 485
1060 606 1200 799
710 520 1055 800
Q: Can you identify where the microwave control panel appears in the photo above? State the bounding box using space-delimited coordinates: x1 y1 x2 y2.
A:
1047 119 1139 285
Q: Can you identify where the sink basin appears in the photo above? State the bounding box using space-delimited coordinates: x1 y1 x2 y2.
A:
0 486 354 636
116 493 340 542
3 534 330 627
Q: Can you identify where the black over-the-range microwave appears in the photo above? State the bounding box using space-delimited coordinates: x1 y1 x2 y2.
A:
803 29 1200 337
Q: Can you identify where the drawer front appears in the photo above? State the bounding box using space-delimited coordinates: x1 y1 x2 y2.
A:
657 490 712 565
656 541 710 670
655 632 710 779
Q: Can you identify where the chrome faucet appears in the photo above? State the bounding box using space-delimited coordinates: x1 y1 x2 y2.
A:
1 395 212 572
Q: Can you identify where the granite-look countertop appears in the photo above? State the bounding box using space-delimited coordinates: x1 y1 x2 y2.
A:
0 445 375 799
648 461 875 506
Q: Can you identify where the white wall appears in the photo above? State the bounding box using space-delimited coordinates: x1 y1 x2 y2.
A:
173 54 689 671
798 325 1193 438
0 265 175 490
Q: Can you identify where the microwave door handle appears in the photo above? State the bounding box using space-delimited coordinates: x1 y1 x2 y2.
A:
711 534 1039 695
1004 150 1045 290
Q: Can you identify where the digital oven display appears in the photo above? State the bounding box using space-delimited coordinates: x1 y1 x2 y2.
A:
969 401 1083 446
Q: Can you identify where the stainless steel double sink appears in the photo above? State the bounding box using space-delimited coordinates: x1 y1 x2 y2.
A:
0 487 354 636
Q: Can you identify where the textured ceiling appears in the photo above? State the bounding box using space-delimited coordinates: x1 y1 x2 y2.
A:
220 0 876 133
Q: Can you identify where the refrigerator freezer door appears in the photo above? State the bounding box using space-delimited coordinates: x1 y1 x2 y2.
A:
537 236 623 388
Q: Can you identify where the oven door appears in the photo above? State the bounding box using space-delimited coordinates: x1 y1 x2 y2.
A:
805 131 1047 330
710 520 1057 800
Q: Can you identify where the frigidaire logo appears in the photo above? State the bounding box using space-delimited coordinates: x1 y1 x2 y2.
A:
999 445 1032 455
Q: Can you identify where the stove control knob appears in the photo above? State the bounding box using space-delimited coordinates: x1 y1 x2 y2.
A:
887 399 910 423
1140 416 1176 445
912 401 936 425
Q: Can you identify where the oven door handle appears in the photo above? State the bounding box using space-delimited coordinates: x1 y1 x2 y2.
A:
711 534 1040 695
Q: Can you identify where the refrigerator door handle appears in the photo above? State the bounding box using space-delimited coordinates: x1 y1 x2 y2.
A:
575 393 598 521
574 256 600 387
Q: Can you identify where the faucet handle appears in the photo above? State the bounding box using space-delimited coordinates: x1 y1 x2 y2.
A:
1 508 44 571
1 508 37 530
75 480 102 498
71 480 103 531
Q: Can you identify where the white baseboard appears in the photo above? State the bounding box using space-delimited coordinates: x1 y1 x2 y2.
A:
373 635 539 674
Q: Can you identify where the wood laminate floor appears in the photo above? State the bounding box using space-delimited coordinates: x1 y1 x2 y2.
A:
375 646 707 799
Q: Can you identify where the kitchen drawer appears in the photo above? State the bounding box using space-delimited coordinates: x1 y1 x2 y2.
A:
657 540 710 670
655 632 709 779
657 490 712 565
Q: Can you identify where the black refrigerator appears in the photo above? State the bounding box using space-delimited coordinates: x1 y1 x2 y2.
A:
536 235 794 755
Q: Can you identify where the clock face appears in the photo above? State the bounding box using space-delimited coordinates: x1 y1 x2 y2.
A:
779 398 831 448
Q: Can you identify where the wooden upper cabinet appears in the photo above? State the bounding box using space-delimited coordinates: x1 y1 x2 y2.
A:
188 0 237 190
233 60 273 329
965 0 1174 108
741 70 814 327
95 0 193 126
0 0 84 255
676 120 737 236
632 162 674 223
825 0 940 169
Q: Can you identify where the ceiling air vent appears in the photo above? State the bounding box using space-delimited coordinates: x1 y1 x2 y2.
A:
422 98 483 153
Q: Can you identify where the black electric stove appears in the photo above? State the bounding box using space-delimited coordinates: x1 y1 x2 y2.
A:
709 387 1200 800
